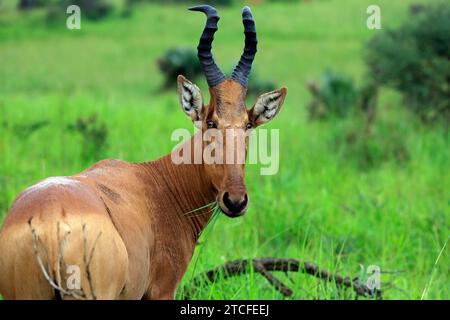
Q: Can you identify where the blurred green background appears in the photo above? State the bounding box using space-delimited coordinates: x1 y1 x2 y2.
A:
0 0 448 299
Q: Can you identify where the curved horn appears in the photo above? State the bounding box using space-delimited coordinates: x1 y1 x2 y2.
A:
189 5 226 87
231 6 258 88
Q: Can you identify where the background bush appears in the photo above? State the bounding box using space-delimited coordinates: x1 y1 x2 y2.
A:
307 70 359 119
127 0 233 7
157 47 202 88
366 2 450 124
67 115 108 164
43 0 114 22
66 0 113 20
17 0 47 10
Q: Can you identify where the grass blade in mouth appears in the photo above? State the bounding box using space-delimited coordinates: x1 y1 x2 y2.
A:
184 201 217 217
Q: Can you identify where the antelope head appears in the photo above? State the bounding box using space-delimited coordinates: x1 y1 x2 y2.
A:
177 5 287 218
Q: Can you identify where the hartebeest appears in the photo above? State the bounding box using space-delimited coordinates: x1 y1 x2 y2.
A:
0 5 287 299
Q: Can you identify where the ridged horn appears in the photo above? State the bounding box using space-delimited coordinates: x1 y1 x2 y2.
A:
189 5 226 87
231 6 258 88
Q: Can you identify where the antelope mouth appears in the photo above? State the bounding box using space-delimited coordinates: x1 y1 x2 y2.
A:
219 206 247 218
218 192 248 218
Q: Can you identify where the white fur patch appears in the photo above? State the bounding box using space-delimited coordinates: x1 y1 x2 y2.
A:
179 80 203 119
254 91 282 121
27 177 80 192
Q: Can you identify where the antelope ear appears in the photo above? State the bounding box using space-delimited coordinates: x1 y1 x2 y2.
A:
249 87 287 126
177 75 205 122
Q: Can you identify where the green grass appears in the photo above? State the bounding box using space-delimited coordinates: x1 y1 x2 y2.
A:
0 0 449 300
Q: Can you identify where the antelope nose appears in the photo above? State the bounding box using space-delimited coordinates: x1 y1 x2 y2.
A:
223 192 248 216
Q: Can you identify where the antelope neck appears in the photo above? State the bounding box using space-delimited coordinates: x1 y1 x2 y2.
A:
140 134 217 243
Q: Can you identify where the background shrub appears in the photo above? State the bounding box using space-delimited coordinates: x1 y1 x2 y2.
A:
148 0 232 5
157 47 202 88
17 0 47 10
43 0 114 23
67 115 108 163
127 0 233 7
68 0 113 20
365 2 450 124
331 118 410 170
307 70 359 119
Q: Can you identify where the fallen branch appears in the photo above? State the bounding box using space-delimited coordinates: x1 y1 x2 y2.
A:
183 258 382 299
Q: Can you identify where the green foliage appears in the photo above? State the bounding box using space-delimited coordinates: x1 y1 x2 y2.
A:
43 0 114 24
17 0 47 10
145 0 233 6
331 116 410 170
68 0 113 20
307 70 406 169
319 70 358 117
267 0 303 2
124 0 233 10
45 5 64 25
366 3 450 123
308 70 359 118
67 115 108 163
157 47 202 88
12 120 49 138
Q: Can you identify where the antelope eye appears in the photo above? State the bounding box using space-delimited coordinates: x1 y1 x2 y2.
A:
207 121 217 129
246 123 253 130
